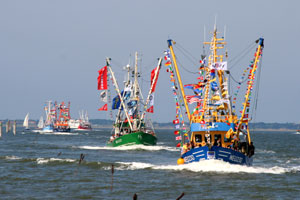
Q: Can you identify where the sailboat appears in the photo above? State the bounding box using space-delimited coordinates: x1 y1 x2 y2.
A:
97 53 161 147
23 113 30 130
37 116 44 129
165 25 264 166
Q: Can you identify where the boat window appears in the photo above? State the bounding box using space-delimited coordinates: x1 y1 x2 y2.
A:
214 134 221 144
195 134 202 143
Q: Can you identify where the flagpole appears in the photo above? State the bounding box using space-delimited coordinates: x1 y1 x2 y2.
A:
168 40 191 122
106 58 133 130
138 57 162 130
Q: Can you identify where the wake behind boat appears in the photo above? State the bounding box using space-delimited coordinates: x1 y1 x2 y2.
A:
97 53 161 147
165 25 264 166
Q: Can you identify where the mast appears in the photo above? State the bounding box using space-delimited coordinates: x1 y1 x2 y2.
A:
167 40 191 122
138 57 162 129
106 57 133 130
237 38 264 143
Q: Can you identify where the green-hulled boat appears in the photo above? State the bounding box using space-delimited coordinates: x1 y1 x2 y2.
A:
106 131 157 147
99 53 162 147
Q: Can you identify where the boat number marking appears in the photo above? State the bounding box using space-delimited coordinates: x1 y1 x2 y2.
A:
184 155 195 162
229 155 243 163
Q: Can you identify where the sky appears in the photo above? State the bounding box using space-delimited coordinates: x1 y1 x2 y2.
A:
0 0 299 123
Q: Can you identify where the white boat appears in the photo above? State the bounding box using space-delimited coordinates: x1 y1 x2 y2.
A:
23 113 30 130
68 119 80 129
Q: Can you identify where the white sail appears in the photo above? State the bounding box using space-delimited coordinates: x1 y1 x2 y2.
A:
23 113 29 129
37 116 44 129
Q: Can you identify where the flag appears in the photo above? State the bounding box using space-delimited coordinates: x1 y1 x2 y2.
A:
146 105 153 113
176 143 181 147
209 62 228 70
176 136 182 140
97 66 107 90
150 66 161 93
174 130 180 135
186 96 202 104
127 100 137 108
175 124 180 129
100 90 107 102
98 104 107 111
112 94 122 110
173 119 179 124
165 61 171 66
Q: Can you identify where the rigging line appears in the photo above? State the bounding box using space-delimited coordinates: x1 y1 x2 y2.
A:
175 56 199 74
175 42 201 64
252 56 263 122
229 73 248 84
110 60 126 70
228 41 257 64
228 45 256 70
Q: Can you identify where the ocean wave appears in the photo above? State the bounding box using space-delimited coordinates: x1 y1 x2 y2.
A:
256 149 276 154
115 160 299 174
74 145 179 152
39 132 79 136
36 158 76 164
5 155 22 160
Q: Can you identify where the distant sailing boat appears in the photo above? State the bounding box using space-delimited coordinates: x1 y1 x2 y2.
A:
37 116 44 129
23 113 30 130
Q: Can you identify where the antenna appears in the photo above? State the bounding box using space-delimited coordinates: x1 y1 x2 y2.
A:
214 14 217 32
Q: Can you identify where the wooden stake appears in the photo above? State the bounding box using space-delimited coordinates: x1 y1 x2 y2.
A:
176 192 185 200
111 164 114 191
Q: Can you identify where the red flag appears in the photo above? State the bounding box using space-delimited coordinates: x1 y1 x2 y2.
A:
97 66 107 90
173 119 179 124
174 130 180 135
98 104 107 111
176 143 181 147
175 136 182 140
146 105 153 113
150 66 160 93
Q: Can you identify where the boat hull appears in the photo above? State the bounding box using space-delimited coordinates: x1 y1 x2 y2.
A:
181 146 253 166
106 131 157 147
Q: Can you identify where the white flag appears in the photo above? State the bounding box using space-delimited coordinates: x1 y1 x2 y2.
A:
100 90 107 102
209 61 227 70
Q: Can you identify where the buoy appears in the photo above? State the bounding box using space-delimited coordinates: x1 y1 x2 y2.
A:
177 158 185 165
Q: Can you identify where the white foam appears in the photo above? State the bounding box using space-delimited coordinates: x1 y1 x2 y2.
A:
5 155 22 160
40 132 78 136
36 158 76 164
116 160 297 174
256 149 276 154
75 145 179 152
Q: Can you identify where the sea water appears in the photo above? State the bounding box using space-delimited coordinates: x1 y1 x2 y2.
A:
0 128 299 199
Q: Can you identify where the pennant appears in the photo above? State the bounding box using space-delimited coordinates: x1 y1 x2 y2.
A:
165 61 171 66
175 136 182 140
97 66 107 90
98 104 107 111
173 119 179 124
209 62 228 70
150 66 161 93
146 105 154 113
174 130 180 135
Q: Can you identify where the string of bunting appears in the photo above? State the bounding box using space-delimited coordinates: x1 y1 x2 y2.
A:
164 50 189 146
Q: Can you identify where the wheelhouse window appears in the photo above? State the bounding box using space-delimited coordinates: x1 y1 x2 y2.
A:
195 134 202 143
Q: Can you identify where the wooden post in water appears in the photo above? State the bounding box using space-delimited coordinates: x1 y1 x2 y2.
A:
6 120 10 133
13 120 17 135
0 121 2 137
133 193 137 200
111 164 114 191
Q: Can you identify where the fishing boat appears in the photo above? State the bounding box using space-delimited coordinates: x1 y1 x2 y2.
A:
77 110 92 130
42 101 55 133
165 25 264 166
53 102 71 132
23 113 30 130
68 119 80 129
97 53 162 147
